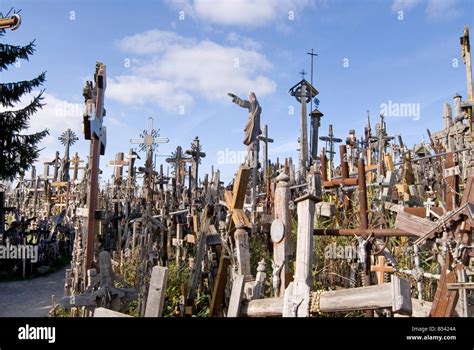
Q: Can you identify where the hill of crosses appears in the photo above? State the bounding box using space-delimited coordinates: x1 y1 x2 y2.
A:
0 6 473 319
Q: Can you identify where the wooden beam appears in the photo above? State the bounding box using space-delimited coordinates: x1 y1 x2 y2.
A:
243 276 412 316
209 255 230 316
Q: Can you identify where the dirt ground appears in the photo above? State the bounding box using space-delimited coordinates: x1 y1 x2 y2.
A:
0 267 65 317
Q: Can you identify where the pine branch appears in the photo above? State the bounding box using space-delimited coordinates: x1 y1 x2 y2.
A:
0 72 46 107
0 90 45 133
0 40 36 72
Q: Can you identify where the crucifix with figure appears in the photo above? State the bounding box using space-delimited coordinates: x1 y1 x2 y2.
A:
82 61 107 273
185 136 206 195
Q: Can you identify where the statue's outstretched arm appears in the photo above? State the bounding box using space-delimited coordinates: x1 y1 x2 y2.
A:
228 92 250 109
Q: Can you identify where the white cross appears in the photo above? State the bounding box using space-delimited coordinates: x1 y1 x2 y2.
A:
423 198 436 218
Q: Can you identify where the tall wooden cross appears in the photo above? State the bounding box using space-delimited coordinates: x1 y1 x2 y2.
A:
369 115 394 177
58 128 78 182
289 78 318 178
83 61 107 273
107 152 128 181
257 124 274 185
461 25 473 102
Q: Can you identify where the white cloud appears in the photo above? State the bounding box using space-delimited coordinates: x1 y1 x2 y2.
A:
426 0 460 21
391 0 424 12
166 0 312 27
391 0 460 21
227 32 262 50
110 30 276 112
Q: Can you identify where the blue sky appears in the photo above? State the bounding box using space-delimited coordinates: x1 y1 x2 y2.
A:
1 0 473 184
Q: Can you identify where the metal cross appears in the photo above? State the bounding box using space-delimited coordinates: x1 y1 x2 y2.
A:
299 69 307 80
130 117 169 155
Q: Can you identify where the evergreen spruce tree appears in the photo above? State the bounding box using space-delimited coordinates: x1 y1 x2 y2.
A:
0 10 48 181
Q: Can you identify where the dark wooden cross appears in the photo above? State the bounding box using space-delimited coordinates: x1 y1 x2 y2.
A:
44 151 62 182
257 124 274 185
319 124 342 179
369 115 394 177
299 69 307 80
166 146 192 188
185 136 206 192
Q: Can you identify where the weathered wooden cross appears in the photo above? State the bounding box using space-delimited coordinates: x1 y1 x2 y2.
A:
70 152 85 182
166 146 192 188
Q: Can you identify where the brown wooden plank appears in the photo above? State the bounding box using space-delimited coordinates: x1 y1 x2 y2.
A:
395 211 437 237
461 175 474 205
404 207 444 218
209 254 230 316
232 165 250 209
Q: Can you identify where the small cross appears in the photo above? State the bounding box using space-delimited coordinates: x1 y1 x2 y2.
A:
371 255 394 284
299 69 307 80
423 198 436 218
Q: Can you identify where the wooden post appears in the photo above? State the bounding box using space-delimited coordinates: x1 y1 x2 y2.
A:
320 148 328 182
445 152 459 211
283 194 317 317
300 83 308 172
461 26 473 102
272 173 292 296
209 165 252 314
175 223 184 265
144 266 169 317
235 223 251 276
340 144 349 179
209 254 230 316
0 191 4 236
227 274 245 317
358 156 373 317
